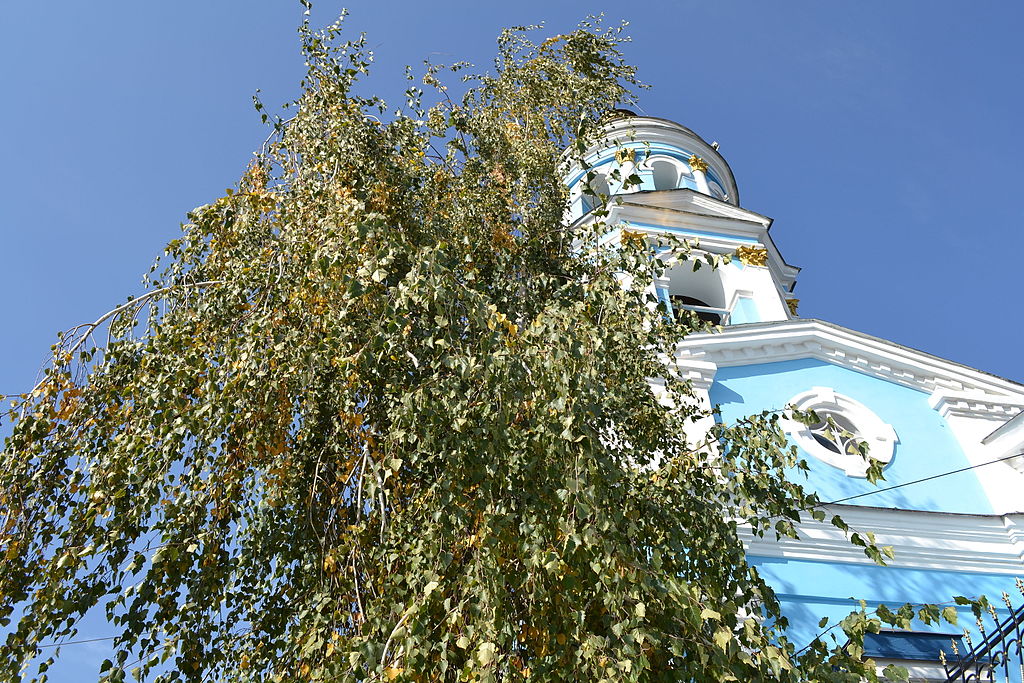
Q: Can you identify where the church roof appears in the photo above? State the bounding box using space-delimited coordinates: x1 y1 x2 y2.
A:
678 318 1024 402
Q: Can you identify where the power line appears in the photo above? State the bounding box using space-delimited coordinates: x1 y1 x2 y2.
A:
826 452 1024 505
36 635 116 649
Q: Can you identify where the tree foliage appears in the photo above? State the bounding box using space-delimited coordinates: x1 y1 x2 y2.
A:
1 13 959 682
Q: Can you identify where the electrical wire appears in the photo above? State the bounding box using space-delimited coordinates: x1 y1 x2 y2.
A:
29 455 1024 649
826 452 1024 505
36 635 116 648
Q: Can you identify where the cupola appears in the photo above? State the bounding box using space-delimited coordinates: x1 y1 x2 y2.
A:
565 112 740 220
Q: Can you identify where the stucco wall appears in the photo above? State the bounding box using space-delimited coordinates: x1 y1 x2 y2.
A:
710 358 993 514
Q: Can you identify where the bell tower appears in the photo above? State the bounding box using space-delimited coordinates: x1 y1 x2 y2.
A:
565 112 800 326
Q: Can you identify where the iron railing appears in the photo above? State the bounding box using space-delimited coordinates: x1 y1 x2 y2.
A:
673 303 730 326
942 581 1024 683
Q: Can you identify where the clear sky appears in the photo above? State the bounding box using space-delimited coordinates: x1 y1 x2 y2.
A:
1 1 1022 677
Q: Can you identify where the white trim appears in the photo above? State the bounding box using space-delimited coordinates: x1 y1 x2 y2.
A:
568 193 801 294
873 660 949 682
742 505 1024 575
984 410 1024 446
674 358 718 392
611 201 798 292
982 412 1024 475
676 319 1024 400
727 288 755 314
568 116 741 205
929 390 1024 421
782 387 897 477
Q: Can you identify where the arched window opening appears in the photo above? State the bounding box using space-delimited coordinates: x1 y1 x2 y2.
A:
670 295 722 325
665 258 730 325
651 159 679 191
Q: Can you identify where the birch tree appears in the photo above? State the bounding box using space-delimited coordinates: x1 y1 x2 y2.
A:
0 13 957 683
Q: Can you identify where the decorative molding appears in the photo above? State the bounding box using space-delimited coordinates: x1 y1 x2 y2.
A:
585 200 800 292
984 411 1024 446
674 359 718 391
687 154 709 173
566 117 741 206
742 505 1024 575
982 413 1024 475
786 298 799 316
735 245 769 267
929 390 1024 421
676 320 1024 401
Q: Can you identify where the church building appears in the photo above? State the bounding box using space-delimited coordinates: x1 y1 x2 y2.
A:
565 113 1024 681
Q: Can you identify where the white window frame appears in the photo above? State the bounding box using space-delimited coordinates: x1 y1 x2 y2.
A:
782 386 898 477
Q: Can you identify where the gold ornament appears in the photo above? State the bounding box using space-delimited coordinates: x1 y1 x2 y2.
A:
688 155 709 173
735 245 768 267
614 148 634 166
621 230 646 247
786 298 800 316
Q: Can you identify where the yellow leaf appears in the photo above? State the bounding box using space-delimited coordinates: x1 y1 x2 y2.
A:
478 641 496 666
713 627 732 650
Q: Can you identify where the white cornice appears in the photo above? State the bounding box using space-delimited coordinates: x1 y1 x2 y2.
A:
984 410 1024 446
672 358 718 392
930 390 1024 421
620 189 771 226
611 200 766 238
677 319 1024 400
604 200 800 291
981 411 1024 475
743 504 1024 575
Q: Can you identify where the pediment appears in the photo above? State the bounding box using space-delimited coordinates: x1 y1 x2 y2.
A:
676 318 1024 406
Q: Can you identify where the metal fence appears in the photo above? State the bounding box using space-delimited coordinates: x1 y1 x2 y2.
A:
942 581 1024 683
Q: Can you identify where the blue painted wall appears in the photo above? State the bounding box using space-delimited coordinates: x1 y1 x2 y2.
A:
750 555 1020 648
730 295 760 324
710 358 992 513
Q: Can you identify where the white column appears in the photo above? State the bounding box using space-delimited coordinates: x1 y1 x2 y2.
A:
688 155 711 195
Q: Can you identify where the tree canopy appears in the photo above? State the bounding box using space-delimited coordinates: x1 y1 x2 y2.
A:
1 13 961 683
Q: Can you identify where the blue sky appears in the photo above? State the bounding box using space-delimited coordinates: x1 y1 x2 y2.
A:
1 1 1022 677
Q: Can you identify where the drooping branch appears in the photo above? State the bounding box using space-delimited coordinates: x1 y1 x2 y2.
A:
29 280 224 390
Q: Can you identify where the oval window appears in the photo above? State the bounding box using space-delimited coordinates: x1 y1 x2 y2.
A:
781 387 898 477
